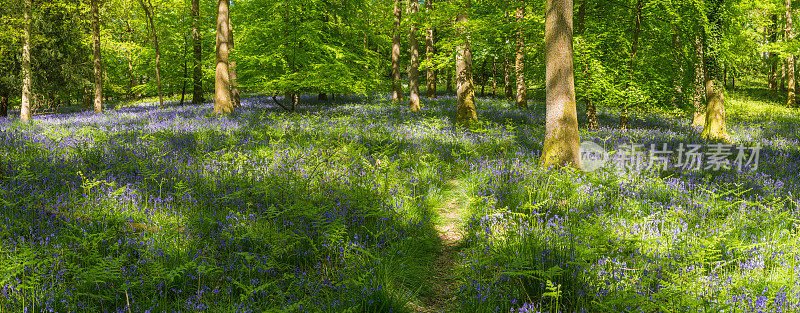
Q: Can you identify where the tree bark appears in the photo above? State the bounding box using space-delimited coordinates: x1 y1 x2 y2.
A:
504 55 513 99
788 0 796 107
542 0 581 169
425 0 437 98
455 0 476 125
91 0 103 113
700 33 730 142
228 11 240 108
515 6 527 108
409 0 421 111
480 58 487 97
191 0 204 104
21 0 32 122
491 57 497 97
214 0 233 114
1 91 8 117
180 33 189 106
392 0 403 102
446 68 453 94
138 0 164 108
769 14 779 91
692 34 706 126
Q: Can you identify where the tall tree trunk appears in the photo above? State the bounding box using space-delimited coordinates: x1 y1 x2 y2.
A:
504 55 513 99
91 0 103 113
620 0 642 130
700 75 729 141
542 0 581 168
392 0 403 101
788 0 797 107
409 0 421 111
214 0 233 114
692 34 706 126
425 0 437 98
577 0 597 130
769 14 779 91
515 6 528 108
455 0 476 125
446 68 453 94
191 0 204 104
504 11 514 100
1 91 8 117
180 33 189 106
480 58 487 97
700 28 730 142
138 0 164 107
492 57 497 97
228 11 240 107
21 0 32 122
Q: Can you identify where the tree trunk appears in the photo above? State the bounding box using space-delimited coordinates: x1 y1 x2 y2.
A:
91 0 103 113
192 0 204 104
480 58 487 97
700 31 730 142
228 12 240 108
769 14 779 91
620 0 642 130
542 0 581 169
392 0 403 102
180 33 189 106
504 55 513 99
214 0 233 114
692 34 706 127
138 0 164 108
492 57 497 97
425 0 437 98
1 91 8 117
318 93 327 101
455 0 476 125
515 6 528 108
408 0 421 111
788 0 796 107
21 0 32 122
700 79 729 142
446 68 453 94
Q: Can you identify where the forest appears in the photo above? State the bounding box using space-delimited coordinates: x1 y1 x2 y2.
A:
1 0 799 312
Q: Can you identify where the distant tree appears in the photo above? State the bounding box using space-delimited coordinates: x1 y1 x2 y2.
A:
692 34 706 127
21 0 32 122
786 0 795 107
425 0 437 98
191 0 204 104
455 0 476 125
541 0 580 168
409 0 421 111
214 0 233 114
700 0 730 142
515 6 527 109
137 0 164 107
91 0 103 113
392 0 403 102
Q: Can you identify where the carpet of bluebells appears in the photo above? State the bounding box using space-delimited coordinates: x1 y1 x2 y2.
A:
0 90 798 312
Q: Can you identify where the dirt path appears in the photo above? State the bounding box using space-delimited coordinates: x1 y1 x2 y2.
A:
409 180 467 313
